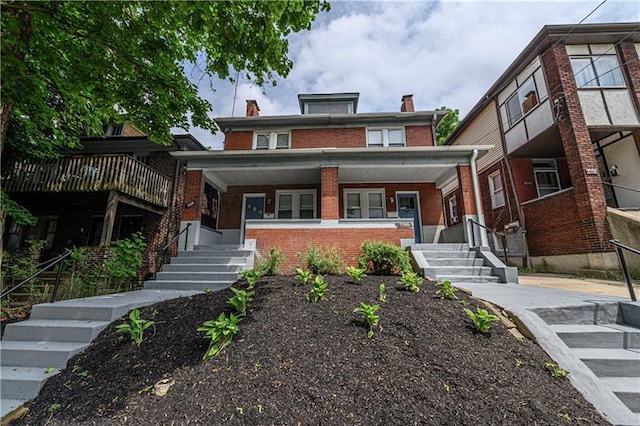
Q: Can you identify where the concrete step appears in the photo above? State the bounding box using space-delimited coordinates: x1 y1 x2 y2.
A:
600 377 640 413
0 341 88 368
3 319 111 343
29 290 201 322
425 258 485 267
0 366 59 400
550 324 640 349
170 256 251 265
420 251 478 259
154 271 239 282
573 348 640 377
178 250 252 258
531 303 624 326
144 281 233 292
428 266 493 277
413 243 470 251
161 263 245 273
194 244 244 250
1 399 27 419
435 275 500 283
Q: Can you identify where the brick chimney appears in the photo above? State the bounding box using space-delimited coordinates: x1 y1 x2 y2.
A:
246 100 260 117
400 94 414 112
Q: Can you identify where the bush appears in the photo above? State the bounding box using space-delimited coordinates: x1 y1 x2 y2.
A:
297 245 345 275
256 248 286 276
357 241 410 275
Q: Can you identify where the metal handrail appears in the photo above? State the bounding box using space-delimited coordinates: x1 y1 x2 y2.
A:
609 239 638 301
154 223 191 279
468 218 509 266
602 181 640 194
1 249 73 303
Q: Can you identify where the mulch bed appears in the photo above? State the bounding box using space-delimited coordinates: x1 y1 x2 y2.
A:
13 275 608 425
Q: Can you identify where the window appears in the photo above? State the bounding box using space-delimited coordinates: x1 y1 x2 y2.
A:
88 216 105 246
533 159 561 197
367 128 405 147
275 191 316 219
133 153 150 165
505 76 539 127
7 216 58 249
448 196 457 223
344 190 386 218
118 216 143 239
105 124 123 136
570 55 625 88
488 172 505 209
305 102 353 114
253 132 290 150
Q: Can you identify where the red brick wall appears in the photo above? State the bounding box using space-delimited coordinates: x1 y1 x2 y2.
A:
182 170 204 221
406 126 434 146
509 157 573 203
456 165 477 215
321 167 339 219
477 161 520 231
223 131 253 150
246 227 413 273
618 42 640 112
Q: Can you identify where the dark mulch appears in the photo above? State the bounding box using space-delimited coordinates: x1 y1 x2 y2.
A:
14 276 609 425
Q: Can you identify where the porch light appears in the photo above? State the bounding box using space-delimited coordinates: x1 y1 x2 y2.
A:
389 197 394 203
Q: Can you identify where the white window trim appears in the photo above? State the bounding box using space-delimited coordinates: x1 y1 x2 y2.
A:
569 54 626 89
275 190 317 219
366 127 406 147
343 189 386 219
252 131 291 150
532 159 561 198
488 171 505 209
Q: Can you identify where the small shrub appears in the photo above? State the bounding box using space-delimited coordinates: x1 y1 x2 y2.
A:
227 287 255 316
240 269 262 289
435 280 458 300
399 270 422 292
544 362 569 379
307 275 329 302
358 241 410 275
297 245 345 275
294 267 313 286
379 283 387 303
353 302 380 339
198 313 241 360
115 308 154 345
104 232 147 290
256 248 286 276
463 307 499 333
346 266 367 285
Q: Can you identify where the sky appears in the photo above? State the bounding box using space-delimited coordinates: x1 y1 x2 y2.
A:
178 0 640 149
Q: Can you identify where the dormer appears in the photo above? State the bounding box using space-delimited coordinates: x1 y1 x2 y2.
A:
298 93 359 115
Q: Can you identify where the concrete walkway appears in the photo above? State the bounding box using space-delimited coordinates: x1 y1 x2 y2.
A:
457 277 639 426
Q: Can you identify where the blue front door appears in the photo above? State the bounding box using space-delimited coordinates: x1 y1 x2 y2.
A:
397 193 421 243
242 195 265 242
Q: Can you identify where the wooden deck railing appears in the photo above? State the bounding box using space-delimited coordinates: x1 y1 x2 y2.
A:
4 155 171 207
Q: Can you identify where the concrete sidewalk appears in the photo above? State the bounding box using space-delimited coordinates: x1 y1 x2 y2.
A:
519 273 639 300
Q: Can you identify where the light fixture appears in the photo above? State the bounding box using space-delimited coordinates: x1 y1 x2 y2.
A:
389 197 395 203
185 200 195 208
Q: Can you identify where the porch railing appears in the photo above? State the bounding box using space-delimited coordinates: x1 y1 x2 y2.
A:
468 218 509 266
609 239 638 301
4 155 171 207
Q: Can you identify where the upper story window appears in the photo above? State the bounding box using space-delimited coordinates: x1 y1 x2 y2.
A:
505 76 539 127
276 190 316 219
488 171 505 209
570 55 625 88
105 124 123 136
305 102 353 114
367 128 405 147
532 159 561 197
253 132 290 150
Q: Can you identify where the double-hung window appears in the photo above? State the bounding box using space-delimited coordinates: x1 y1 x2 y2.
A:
505 77 539 127
276 190 316 219
448 196 458 223
488 171 505 209
253 132 291 150
570 55 625 88
367 128 405 147
533 159 561 197
344 190 385 218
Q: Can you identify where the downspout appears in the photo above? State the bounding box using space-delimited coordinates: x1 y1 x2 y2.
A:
470 149 489 247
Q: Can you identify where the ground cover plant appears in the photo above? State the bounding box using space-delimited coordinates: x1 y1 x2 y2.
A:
13 276 608 425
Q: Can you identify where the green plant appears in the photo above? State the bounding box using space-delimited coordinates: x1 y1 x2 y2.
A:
358 241 410 275
297 245 345 275
104 232 147 290
399 269 423 292
227 287 254 317
544 362 569 379
353 302 380 338
346 266 367 285
463 307 499 333
256 247 286 276
47 403 61 413
435 280 458 300
197 312 241 360
240 268 262 289
294 267 313 286
307 275 329 302
45 367 56 374
115 308 154 345
379 283 387 303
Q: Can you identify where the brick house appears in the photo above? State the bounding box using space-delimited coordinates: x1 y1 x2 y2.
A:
173 93 494 272
444 23 640 274
2 125 207 276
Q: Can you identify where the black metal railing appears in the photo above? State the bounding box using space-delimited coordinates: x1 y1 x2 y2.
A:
1 249 73 303
468 218 509 266
154 223 191 279
609 239 638 301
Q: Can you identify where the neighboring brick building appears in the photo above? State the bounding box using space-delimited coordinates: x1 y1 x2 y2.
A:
3 125 207 277
173 93 493 272
445 23 640 275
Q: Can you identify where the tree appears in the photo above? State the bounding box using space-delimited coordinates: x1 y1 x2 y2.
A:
435 106 461 145
0 0 329 226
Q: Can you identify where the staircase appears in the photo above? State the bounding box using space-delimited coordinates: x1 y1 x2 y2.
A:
532 302 640 425
410 243 503 283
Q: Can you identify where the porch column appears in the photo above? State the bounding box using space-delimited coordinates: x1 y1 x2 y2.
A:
179 169 205 250
320 166 339 221
457 164 487 247
99 191 118 246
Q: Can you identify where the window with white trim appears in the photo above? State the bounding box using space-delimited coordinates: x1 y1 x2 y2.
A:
448 196 458 224
366 128 405 147
570 55 625 88
344 190 385 218
488 171 505 209
533 159 561 197
275 190 316 219
253 132 291 150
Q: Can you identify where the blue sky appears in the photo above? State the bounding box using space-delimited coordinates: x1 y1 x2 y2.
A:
177 0 640 149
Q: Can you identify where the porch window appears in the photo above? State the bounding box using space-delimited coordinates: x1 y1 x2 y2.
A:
570 55 625 88
344 189 386 218
488 171 505 209
253 132 291 150
505 76 539 127
276 190 316 219
7 216 58 249
533 159 561 197
366 128 405 147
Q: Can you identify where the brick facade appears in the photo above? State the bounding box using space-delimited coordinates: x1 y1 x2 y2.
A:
456 165 477 216
321 167 339 219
